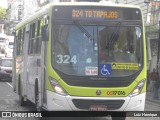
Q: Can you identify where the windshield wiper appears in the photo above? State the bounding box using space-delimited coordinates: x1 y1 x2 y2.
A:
108 22 121 51
74 21 97 51
127 27 134 53
74 21 94 41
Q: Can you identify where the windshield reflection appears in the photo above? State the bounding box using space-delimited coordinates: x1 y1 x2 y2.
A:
52 23 142 77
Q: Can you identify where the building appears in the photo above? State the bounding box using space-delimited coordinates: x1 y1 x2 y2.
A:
5 0 39 35
5 0 18 34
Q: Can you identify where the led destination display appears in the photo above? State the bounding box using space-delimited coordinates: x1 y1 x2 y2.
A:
53 6 141 20
72 9 118 19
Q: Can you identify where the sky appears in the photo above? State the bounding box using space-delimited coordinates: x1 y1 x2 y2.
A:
0 0 8 9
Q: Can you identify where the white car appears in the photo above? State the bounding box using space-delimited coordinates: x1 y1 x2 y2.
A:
5 42 13 57
0 57 12 81
0 33 7 54
5 36 14 58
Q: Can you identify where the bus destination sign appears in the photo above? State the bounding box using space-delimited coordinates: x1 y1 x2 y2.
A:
72 9 119 20
53 6 141 21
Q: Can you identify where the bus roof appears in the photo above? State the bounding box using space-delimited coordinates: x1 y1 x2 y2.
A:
51 2 141 9
16 2 141 30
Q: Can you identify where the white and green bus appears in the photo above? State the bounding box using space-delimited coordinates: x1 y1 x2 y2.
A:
13 1 147 112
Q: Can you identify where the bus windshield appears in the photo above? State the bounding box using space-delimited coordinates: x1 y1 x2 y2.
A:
52 22 142 77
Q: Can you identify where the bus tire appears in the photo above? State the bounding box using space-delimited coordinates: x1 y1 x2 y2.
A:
112 117 126 120
111 112 126 120
35 80 41 111
19 79 27 106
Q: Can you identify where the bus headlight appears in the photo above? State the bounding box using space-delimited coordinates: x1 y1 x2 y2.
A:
49 77 67 96
129 80 145 97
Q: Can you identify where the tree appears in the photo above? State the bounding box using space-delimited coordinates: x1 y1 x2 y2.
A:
0 6 6 19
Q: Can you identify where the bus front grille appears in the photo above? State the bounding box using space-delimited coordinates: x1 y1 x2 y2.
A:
72 99 125 110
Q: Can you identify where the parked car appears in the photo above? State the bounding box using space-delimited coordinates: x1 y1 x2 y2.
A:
0 57 12 81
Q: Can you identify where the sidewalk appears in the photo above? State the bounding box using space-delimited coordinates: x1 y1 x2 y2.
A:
146 90 160 104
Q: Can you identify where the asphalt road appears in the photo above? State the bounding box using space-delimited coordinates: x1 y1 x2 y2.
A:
0 81 160 120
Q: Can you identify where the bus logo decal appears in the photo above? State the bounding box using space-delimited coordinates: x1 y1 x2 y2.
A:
96 90 102 96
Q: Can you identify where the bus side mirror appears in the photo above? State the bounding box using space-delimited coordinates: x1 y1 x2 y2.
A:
42 24 48 41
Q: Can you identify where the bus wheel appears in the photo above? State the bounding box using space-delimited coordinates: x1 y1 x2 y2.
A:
19 80 27 106
35 80 41 111
112 117 126 120
111 112 126 120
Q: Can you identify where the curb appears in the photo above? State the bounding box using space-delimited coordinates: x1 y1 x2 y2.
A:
146 92 160 104
146 98 160 104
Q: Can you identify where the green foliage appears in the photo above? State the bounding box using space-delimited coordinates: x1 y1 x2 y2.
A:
145 24 159 33
0 6 6 19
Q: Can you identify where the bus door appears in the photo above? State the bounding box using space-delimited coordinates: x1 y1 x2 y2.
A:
27 23 38 102
40 40 47 106
41 23 48 106
23 26 30 97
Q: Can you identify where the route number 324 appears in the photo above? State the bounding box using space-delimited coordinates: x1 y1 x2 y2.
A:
56 54 77 64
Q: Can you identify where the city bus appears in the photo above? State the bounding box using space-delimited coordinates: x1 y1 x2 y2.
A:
12 1 147 113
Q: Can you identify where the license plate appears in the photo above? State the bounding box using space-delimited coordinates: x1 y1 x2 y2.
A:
89 105 108 111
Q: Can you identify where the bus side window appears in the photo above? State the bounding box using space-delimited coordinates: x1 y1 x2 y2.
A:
42 15 49 42
41 24 48 42
21 28 25 55
35 19 42 54
35 18 45 54
16 28 25 56
16 30 19 55
17 30 22 55
28 23 36 54
33 23 38 54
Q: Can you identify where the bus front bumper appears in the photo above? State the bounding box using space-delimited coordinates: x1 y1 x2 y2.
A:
46 90 146 111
